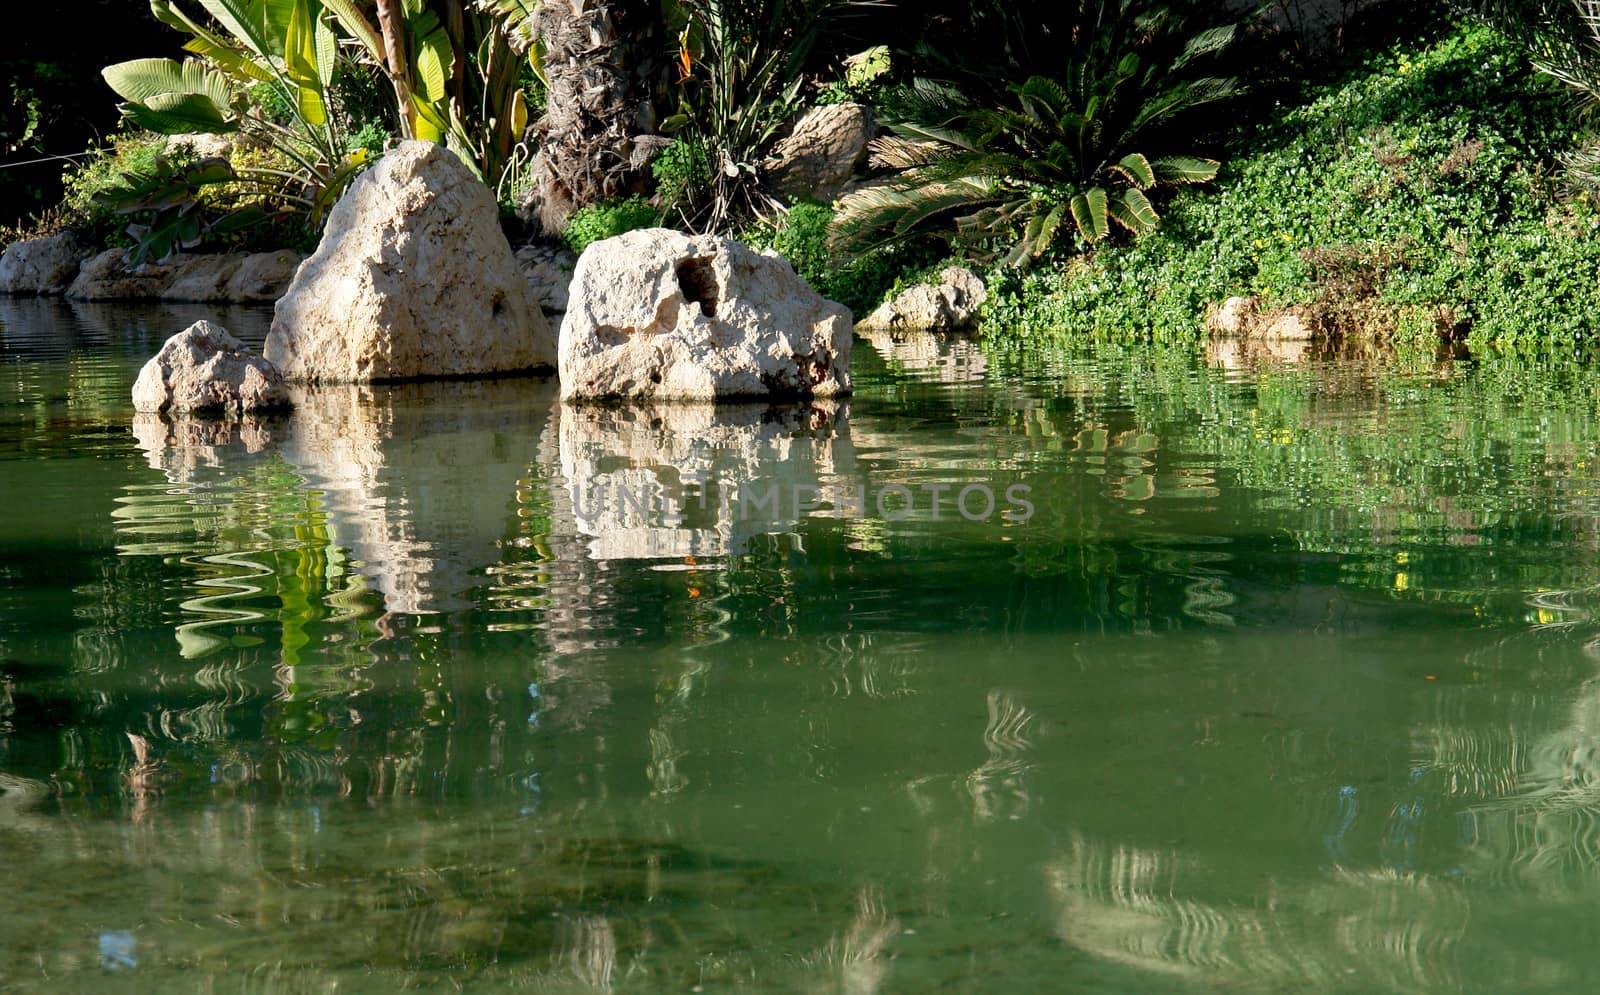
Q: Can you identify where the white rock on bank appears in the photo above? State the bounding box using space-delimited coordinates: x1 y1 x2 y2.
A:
0 232 92 295
560 228 852 401
131 320 291 416
859 266 987 332
266 140 554 382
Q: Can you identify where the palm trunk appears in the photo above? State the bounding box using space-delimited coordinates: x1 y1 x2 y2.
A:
522 0 668 238
374 0 415 139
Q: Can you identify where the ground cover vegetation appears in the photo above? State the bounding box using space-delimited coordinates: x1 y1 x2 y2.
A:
9 1 1600 348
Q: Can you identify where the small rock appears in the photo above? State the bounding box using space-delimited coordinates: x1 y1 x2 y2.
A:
132 320 291 416
267 141 554 382
1260 310 1316 341
763 103 876 204
168 133 234 160
1205 295 1260 335
0 232 92 295
859 266 987 332
559 228 852 401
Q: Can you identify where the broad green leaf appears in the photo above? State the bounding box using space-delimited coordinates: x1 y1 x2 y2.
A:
283 0 328 125
198 0 274 59
1108 187 1159 234
1111 153 1155 189
321 0 383 60
1069 187 1109 242
1153 155 1220 184
104 58 190 102
314 10 338 88
183 37 275 82
124 92 238 134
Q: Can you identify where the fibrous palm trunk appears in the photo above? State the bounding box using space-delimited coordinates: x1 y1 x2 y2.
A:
521 0 669 238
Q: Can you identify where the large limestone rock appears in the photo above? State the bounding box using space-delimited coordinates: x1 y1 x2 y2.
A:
560 228 852 401
763 103 875 203
132 320 291 416
0 232 91 295
859 266 987 332
266 140 553 381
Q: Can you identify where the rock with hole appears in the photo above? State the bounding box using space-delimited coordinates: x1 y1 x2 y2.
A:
266 140 553 382
559 228 852 401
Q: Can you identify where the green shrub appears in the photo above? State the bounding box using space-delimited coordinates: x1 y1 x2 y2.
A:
562 195 661 255
983 21 1600 350
747 201 945 317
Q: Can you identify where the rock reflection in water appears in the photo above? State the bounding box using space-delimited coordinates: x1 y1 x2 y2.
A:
556 401 854 562
859 328 988 384
280 379 557 613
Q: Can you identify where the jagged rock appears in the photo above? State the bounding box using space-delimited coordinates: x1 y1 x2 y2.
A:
266 140 554 382
515 242 579 325
763 102 875 203
131 320 291 416
559 227 852 401
859 266 987 332
0 232 91 295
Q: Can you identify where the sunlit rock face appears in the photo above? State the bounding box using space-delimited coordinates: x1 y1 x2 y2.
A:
858 266 986 333
0 232 90 295
559 228 852 400
275 379 558 613
131 320 290 417
267 141 555 382
65 249 303 303
556 401 854 560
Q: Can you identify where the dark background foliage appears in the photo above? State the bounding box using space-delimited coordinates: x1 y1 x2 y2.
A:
1 2 183 229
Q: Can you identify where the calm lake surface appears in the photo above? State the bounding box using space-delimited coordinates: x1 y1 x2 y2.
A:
5 298 1600 992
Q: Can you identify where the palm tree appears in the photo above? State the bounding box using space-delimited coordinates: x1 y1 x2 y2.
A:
832 0 1239 265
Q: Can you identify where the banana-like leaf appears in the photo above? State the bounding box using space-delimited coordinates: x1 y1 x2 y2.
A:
198 0 274 59
283 0 328 125
320 0 383 60
1110 152 1155 189
1107 187 1159 234
103 58 232 107
1069 187 1109 242
124 92 239 133
1153 155 1220 184
182 36 275 82
313 9 337 88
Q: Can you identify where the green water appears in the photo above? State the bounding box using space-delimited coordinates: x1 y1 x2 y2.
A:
5 298 1600 992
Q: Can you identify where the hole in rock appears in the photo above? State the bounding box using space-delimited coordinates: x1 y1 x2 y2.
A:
676 255 720 317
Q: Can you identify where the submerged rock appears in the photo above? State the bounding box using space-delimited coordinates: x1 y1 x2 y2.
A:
131 320 291 416
858 266 987 332
560 228 852 401
763 102 875 203
267 140 554 382
0 232 92 295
